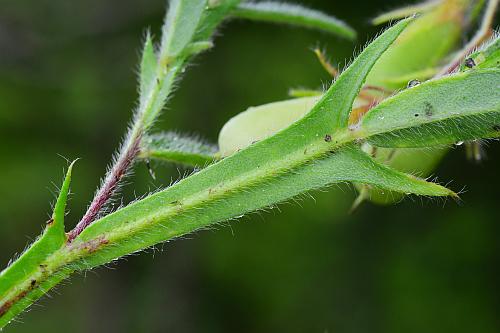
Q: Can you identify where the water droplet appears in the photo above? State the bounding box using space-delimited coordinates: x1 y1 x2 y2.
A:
455 141 464 146
407 79 421 88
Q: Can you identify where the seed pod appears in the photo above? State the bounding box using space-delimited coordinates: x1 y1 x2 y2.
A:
366 0 474 89
218 96 321 157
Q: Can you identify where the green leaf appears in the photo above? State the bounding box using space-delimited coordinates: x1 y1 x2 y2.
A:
366 1 466 90
232 1 356 40
139 132 218 167
5 19 459 325
139 32 157 102
74 144 453 269
0 161 76 322
71 19 417 263
377 67 438 87
371 1 439 25
353 146 449 207
354 69 500 147
160 0 207 59
50 159 76 239
326 18 412 130
463 34 500 70
193 0 242 42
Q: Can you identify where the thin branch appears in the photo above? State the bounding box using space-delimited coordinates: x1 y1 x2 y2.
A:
67 133 142 240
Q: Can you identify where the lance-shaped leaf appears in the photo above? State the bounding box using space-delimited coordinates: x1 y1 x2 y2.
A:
139 132 218 167
160 0 207 59
0 161 75 321
371 0 439 25
0 19 424 325
71 19 427 262
139 32 157 104
353 69 500 147
325 18 412 130
75 144 453 269
232 2 356 40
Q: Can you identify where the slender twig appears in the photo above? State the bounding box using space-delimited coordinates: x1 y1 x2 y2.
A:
67 132 142 240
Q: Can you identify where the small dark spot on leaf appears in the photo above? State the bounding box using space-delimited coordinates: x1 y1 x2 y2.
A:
30 280 36 287
170 200 180 205
407 79 421 88
464 58 476 68
303 148 308 155
424 102 434 117
414 113 419 117
324 134 332 142
46 218 54 226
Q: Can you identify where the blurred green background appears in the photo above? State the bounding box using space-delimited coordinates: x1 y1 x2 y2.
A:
1 0 499 332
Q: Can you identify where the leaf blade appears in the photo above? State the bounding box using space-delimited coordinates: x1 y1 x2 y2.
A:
0 161 75 312
371 1 439 25
355 69 500 147
139 32 157 100
139 132 218 167
325 17 413 130
232 1 356 39
76 145 453 268
160 0 207 59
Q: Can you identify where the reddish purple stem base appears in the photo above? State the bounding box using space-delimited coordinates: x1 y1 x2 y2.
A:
67 135 141 241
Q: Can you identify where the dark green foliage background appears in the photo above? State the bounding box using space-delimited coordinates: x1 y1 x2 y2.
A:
0 0 499 332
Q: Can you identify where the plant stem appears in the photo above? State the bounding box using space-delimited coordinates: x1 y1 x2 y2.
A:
67 61 183 241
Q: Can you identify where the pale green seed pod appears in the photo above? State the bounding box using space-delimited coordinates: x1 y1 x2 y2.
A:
218 96 320 157
366 0 473 89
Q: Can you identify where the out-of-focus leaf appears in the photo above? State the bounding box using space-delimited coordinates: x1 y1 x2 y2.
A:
160 0 207 59
366 0 468 89
232 2 356 39
140 132 218 167
371 0 440 25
